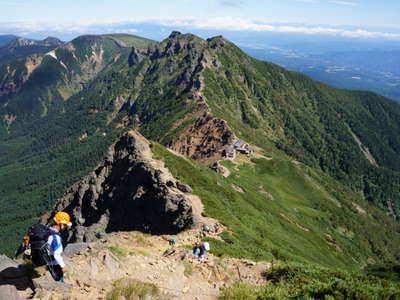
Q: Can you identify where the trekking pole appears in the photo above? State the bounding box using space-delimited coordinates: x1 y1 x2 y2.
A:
40 244 57 279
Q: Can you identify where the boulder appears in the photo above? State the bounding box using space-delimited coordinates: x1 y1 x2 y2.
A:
0 255 25 279
32 276 72 291
63 243 90 258
176 182 193 193
210 162 230 177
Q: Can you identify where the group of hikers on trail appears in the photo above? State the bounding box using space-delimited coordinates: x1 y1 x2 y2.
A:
16 212 212 283
15 211 72 283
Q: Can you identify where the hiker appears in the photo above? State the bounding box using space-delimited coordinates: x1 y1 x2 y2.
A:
25 212 72 282
193 242 210 259
45 212 72 282
168 239 177 246
14 235 31 260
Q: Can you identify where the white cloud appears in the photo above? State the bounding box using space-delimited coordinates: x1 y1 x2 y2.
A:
158 17 400 39
1 18 400 40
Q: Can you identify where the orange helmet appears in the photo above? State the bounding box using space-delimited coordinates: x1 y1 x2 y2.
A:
23 235 30 245
53 212 72 227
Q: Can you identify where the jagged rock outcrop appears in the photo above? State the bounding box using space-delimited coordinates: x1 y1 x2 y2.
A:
0 55 43 97
42 131 196 242
171 112 235 163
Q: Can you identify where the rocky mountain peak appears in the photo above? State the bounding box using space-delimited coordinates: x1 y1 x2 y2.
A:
168 30 182 39
41 131 197 243
8 37 35 47
41 37 63 46
207 35 228 49
4 36 63 49
166 30 200 40
73 35 108 44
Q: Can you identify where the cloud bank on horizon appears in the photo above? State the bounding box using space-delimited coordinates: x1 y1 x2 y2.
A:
1 0 399 40
1 18 400 41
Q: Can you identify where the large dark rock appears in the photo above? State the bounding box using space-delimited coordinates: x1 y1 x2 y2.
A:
0 255 24 279
176 182 193 193
42 131 195 243
0 255 31 291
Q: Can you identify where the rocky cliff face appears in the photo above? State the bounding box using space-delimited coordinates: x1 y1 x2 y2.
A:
42 131 196 242
0 55 43 97
170 112 235 164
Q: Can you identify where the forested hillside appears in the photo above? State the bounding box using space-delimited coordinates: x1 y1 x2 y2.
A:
0 32 400 266
202 40 400 217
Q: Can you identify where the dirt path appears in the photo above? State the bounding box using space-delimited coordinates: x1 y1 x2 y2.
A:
25 231 271 300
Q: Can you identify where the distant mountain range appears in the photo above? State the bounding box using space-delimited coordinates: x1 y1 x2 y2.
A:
2 31 399 103
0 35 63 63
0 35 18 46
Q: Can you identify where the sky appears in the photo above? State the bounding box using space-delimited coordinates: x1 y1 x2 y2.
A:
1 0 400 40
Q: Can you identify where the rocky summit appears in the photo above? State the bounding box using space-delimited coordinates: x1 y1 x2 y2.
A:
41 131 196 242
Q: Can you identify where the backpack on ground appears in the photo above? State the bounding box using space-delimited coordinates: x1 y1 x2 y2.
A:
27 224 58 266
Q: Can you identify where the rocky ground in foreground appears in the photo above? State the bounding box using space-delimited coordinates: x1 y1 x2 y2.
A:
0 226 271 300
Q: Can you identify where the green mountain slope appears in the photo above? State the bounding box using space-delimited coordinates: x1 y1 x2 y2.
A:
102 33 156 48
0 35 156 253
0 74 126 255
153 143 400 269
91 32 400 217
201 40 400 217
0 32 400 271
0 34 153 123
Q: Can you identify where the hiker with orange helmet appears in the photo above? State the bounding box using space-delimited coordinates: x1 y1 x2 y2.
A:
46 211 72 282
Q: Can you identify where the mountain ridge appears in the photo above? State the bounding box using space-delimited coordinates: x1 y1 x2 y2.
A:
0 31 400 267
0 36 63 63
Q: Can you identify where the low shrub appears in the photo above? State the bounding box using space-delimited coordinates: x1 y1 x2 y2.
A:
220 263 400 300
106 278 160 300
108 246 128 257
